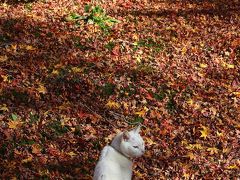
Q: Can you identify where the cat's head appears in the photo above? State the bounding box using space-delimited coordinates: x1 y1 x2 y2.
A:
119 125 145 158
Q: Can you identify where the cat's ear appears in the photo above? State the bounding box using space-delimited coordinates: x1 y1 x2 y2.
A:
122 131 130 141
133 124 141 134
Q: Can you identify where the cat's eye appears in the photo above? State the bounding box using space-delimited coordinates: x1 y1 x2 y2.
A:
133 146 139 149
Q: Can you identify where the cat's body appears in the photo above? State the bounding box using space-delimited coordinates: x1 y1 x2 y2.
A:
93 126 145 180
93 145 133 180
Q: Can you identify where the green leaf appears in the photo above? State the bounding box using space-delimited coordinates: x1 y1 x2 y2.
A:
70 13 81 20
11 113 18 121
153 92 166 101
101 83 115 96
65 13 85 21
84 4 91 13
131 117 144 124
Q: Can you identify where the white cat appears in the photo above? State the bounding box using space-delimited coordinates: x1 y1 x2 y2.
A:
93 125 145 180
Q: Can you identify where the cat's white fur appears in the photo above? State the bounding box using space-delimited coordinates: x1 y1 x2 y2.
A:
93 125 145 180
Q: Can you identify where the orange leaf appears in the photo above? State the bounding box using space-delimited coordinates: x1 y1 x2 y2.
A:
8 120 22 129
22 156 32 163
32 144 42 154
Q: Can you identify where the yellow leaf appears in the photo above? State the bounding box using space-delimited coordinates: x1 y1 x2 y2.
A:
21 156 32 163
226 165 238 169
51 69 59 75
200 126 209 139
134 170 143 178
185 143 203 150
193 143 203 150
71 67 83 73
226 64 234 69
186 152 195 160
145 137 156 146
200 63 208 68
181 140 188 146
182 46 187 55
25 45 36 51
135 55 142 63
1 75 9 82
135 107 148 117
135 109 145 117
0 104 9 112
37 84 47 94
67 151 77 157
216 131 223 137
0 55 8 62
222 62 235 69
106 100 120 109
187 99 194 105
232 92 240 97
8 120 22 129
207 147 218 155
183 172 190 179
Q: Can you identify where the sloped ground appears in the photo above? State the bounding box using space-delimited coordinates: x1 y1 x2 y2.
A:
0 0 239 179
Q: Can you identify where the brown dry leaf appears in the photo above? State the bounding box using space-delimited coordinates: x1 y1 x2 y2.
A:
0 55 8 62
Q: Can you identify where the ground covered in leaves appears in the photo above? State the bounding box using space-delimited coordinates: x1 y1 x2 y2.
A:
0 0 240 179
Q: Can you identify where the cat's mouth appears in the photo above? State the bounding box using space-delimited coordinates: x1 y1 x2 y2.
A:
132 151 144 158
